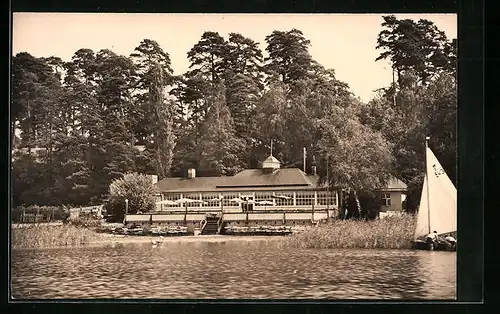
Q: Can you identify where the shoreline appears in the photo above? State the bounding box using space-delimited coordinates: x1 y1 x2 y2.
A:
12 234 285 250
12 215 420 250
11 222 295 249
95 233 285 244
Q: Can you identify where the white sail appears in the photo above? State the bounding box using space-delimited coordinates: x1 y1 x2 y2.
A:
414 146 457 240
414 174 430 239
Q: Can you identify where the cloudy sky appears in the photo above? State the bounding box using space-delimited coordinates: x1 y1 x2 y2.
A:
12 13 456 102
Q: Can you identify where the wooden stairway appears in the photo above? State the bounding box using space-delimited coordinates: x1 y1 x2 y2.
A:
200 215 220 235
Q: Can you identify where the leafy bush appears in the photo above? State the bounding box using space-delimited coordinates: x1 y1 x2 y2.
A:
105 173 156 222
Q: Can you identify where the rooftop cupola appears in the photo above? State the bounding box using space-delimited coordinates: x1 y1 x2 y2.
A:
262 155 281 171
262 139 280 172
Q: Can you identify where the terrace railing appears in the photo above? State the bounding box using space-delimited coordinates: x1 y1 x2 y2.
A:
200 219 207 232
217 213 224 234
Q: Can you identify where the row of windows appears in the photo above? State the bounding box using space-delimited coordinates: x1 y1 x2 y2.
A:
162 191 391 208
159 191 337 207
157 191 336 207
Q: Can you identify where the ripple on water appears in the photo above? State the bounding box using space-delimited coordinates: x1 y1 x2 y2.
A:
11 241 456 299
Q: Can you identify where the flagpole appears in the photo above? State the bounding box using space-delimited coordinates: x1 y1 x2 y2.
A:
303 147 307 173
425 136 431 234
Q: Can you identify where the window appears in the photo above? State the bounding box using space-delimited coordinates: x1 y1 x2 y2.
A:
240 194 254 212
202 193 221 208
222 193 239 207
274 192 293 206
240 193 254 200
382 193 391 206
165 193 181 208
317 191 336 205
255 192 272 203
296 192 315 206
184 193 201 207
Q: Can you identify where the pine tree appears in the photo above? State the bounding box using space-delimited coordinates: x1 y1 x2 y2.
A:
264 29 315 84
225 33 264 89
186 31 229 82
376 15 456 85
198 83 246 176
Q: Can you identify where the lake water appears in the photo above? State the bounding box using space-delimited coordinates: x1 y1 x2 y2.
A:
11 239 456 300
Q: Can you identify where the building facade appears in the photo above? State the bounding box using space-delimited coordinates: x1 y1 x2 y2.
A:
125 155 407 226
154 155 339 219
379 178 408 218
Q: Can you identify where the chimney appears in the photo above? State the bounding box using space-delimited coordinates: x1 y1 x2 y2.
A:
151 175 158 185
187 168 196 179
311 155 317 176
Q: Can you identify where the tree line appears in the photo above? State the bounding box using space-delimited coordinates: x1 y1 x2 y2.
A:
11 15 456 218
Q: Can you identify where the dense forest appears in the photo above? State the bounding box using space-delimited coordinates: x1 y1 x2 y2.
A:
11 15 457 216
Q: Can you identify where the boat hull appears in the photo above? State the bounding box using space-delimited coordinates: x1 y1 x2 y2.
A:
412 240 456 252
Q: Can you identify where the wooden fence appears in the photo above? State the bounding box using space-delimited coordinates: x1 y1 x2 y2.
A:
20 213 46 223
68 205 103 220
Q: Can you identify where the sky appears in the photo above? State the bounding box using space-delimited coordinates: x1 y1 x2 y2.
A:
12 13 457 102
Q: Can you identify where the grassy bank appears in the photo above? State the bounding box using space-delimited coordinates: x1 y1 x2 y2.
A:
11 224 105 249
12 215 417 249
282 214 417 249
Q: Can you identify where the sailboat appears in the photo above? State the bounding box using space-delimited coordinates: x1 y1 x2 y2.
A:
412 137 457 251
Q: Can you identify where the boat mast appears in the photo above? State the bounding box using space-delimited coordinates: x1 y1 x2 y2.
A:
425 136 431 234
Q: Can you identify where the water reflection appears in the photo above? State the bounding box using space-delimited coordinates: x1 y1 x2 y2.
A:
11 241 455 299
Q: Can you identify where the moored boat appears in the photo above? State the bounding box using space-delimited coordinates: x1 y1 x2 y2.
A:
412 137 457 251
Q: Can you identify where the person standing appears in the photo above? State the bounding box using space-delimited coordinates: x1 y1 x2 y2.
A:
426 231 438 243
426 231 439 250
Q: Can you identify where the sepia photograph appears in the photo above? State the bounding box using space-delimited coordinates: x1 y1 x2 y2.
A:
10 13 457 300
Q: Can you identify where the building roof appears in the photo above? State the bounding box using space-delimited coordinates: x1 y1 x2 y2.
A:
156 176 228 193
156 168 321 193
221 168 312 187
155 168 407 193
306 175 324 188
381 178 408 191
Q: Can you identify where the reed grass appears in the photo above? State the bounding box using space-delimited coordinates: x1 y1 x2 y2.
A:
11 224 105 249
283 214 417 250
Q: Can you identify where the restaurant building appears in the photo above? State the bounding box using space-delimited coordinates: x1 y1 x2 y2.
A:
126 154 338 229
125 154 408 230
